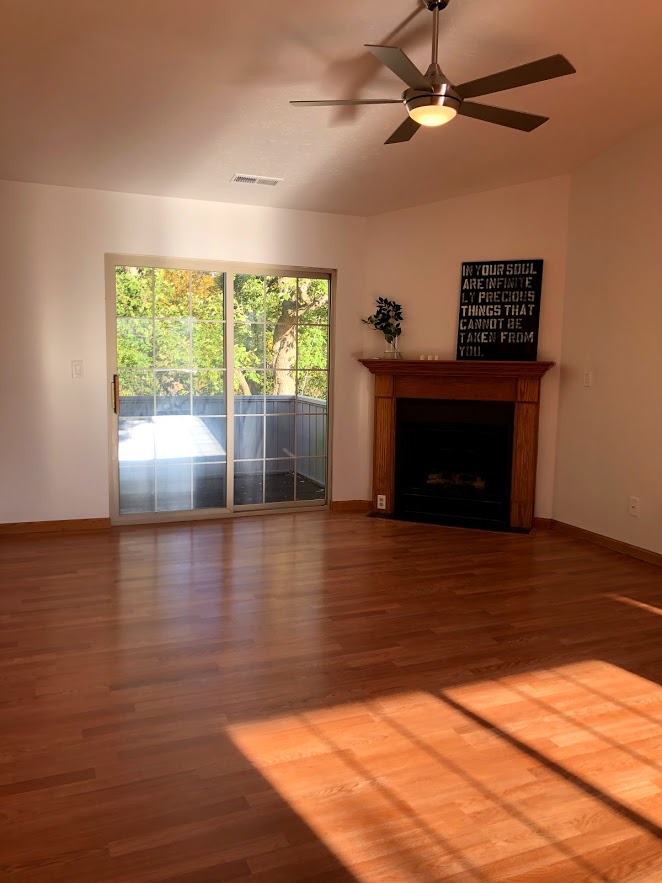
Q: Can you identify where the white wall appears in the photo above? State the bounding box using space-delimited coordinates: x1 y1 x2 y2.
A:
364 176 571 518
0 172 584 526
554 122 662 553
0 181 370 522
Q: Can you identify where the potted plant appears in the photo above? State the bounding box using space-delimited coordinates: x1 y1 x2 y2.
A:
363 297 404 359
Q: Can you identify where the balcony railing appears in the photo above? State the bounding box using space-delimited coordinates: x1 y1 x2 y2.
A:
119 395 327 484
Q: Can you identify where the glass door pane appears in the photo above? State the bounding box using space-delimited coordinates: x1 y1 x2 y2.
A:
233 274 329 507
115 266 227 515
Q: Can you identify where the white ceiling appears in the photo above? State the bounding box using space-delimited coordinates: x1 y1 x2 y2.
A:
1 0 661 216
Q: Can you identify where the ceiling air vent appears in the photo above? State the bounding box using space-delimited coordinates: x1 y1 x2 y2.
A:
231 173 282 187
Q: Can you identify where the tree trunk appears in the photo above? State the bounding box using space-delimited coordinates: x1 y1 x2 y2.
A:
269 282 325 396
235 369 252 396
271 299 297 396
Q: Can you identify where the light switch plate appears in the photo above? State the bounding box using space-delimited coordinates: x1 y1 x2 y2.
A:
71 360 84 379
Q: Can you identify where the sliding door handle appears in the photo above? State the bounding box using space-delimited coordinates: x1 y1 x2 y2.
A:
112 374 120 414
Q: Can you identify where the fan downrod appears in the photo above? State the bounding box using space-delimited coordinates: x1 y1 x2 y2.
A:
422 0 450 69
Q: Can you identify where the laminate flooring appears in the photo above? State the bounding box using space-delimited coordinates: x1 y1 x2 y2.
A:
1 513 662 882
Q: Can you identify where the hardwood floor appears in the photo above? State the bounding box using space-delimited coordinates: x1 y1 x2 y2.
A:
1 513 662 881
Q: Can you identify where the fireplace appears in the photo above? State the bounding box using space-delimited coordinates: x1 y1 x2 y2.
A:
396 400 514 530
359 359 554 532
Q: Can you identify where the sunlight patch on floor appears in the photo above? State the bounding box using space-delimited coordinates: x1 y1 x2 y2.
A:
608 593 662 617
228 663 662 881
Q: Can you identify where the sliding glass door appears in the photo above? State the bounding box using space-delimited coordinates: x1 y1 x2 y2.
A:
110 262 330 521
233 274 329 507
114 267 227 515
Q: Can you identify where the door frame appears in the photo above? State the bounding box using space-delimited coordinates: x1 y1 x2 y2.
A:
105 254 335 525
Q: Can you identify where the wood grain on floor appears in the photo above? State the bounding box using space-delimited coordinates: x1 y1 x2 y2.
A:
1 512 662 881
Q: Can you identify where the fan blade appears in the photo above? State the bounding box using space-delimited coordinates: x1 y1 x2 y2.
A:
456 54 576 99
459 102 549 132
290 99 401 107
385 116 421 144
365 45 431 92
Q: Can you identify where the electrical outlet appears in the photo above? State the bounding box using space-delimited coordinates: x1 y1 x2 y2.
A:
376 495 386 511
628 496 640 517
583 370 593 387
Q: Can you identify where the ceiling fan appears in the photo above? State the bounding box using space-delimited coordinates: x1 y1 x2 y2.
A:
291 0 576 144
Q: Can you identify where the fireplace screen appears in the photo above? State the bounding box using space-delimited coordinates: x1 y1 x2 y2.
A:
427 471 486 491
395 400 514 530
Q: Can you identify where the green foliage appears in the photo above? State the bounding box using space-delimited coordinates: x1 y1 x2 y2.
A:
117 318 152 368
297 325 328 370
363 296 403 344
194 371 224 398
118 369 153 398
116 267 226 396
192 272 225 320
115 267 329 402
116 266 153 318
156 371 189 400
233 275 329 399
154 319 189 368
155 269 189 317
298 371 328 399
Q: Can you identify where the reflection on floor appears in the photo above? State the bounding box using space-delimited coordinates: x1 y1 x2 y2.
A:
4 514 662 881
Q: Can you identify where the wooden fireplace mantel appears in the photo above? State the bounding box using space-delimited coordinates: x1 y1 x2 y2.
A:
359 359 555 531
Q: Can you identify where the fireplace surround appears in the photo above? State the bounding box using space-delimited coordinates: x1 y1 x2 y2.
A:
359 359 554 532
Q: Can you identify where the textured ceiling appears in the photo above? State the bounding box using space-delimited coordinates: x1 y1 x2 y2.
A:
1 0 661 216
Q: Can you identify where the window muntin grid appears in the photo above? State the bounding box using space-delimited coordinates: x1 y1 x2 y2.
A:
114 266 330 515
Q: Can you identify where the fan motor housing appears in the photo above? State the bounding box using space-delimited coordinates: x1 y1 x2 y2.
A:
404 84 461 117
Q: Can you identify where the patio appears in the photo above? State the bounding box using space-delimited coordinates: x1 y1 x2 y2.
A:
118 394 327 512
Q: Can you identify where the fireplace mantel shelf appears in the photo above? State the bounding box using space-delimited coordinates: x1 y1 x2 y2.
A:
359 359 555 379
359 358 556 531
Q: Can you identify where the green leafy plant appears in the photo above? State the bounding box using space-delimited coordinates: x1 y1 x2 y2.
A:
362 297 403 344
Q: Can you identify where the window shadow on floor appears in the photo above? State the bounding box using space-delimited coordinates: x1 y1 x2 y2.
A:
3 518 662 881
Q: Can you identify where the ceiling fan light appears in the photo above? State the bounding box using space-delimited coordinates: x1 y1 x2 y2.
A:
408 104 457 127
406 92 460 127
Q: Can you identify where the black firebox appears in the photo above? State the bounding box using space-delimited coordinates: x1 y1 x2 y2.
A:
395 399 514 531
